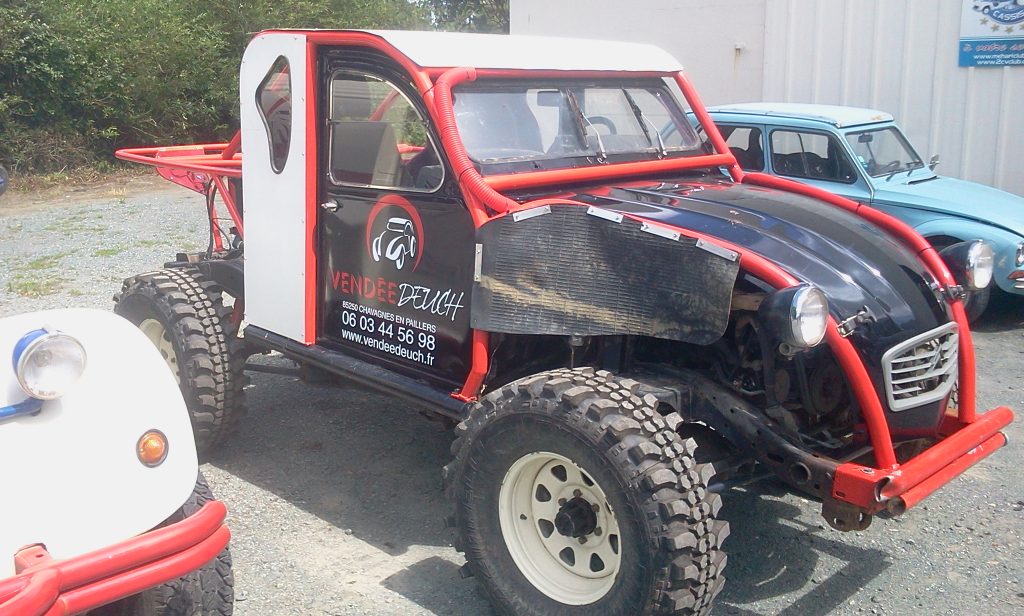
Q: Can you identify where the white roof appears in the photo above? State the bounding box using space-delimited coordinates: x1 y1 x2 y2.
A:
707 103 894 128
364 30 684 72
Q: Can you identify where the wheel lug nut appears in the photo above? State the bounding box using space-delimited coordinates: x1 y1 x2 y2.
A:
595 527 603 536
573 489 582 497
558 498 567 506
578 536 588 544
592 503 600 513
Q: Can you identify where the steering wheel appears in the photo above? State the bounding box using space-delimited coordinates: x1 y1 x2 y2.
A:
584 115 617 135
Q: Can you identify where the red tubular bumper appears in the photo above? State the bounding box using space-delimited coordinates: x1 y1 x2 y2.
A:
833 407 1014 514
0 501 229 616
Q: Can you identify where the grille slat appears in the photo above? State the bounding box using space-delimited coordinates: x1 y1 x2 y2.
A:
882 323 959 412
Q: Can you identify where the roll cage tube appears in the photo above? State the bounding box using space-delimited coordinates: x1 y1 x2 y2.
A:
424 66 1010 517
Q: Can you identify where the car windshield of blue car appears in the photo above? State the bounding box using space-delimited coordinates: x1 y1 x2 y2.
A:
844 127 924 178
452 81 702 173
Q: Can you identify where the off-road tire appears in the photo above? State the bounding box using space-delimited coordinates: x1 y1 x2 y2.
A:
91 473 233 616
114 267 246 455
151 472 234 615
444 367 729 615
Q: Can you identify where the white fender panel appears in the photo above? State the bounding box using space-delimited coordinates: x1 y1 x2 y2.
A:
0 309 198 576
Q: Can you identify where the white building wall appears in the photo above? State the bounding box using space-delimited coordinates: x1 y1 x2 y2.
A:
511 0 1024 196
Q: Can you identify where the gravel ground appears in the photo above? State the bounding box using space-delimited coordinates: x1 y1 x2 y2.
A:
1 180 1022 616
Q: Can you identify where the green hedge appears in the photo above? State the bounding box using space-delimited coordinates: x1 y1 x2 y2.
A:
0 0 507 173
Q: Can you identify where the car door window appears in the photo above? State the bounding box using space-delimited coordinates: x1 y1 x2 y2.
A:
328 72 443 191
770 129 856 183
720 125 765 172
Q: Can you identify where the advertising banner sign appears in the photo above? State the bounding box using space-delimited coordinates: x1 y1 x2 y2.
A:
959 1 1024 66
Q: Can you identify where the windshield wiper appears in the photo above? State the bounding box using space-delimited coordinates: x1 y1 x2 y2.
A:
566 91 607 161
622 89 667 158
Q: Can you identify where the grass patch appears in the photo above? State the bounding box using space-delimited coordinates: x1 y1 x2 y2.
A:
93 245 127 257
43 216 107 234
23 252 70 270
10 166 148 194
8 277 64 298
6 251 71 297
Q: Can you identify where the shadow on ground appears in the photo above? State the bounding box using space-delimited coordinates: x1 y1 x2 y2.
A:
210 359 890 615
715 486 891 615
972 289 1024 333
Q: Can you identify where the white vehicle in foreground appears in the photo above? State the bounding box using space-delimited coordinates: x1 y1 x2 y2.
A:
0 309 233 615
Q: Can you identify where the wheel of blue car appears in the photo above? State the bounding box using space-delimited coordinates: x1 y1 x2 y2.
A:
115 267 247 455
0 165 8 197
444 368 729 615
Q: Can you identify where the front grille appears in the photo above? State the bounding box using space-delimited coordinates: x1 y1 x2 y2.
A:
882 322 958 411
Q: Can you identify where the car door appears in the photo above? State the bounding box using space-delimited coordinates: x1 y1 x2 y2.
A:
316 58 475 388
715 123 768 173
765 127 872 202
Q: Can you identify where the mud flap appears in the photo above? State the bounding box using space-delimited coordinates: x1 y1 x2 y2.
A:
472 204 739 344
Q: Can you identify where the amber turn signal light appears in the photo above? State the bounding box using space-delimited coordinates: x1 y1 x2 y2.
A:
137 430 168 467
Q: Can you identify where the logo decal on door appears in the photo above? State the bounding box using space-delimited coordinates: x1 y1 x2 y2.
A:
365 195 424 272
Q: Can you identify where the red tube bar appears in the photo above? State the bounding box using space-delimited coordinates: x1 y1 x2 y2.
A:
432 67 519 225
452 330 491 401
672 71 744 182
0 501 228 616
0 569 59 616
55 527 230 615
741 171 977 424
895 431 1007 511
211 176 243 238
881 405 1013 498
483 154 735 193
221 131 241 160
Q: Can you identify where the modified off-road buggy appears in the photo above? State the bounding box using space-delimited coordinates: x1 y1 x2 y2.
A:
114 30 1013 616
0 309 232 615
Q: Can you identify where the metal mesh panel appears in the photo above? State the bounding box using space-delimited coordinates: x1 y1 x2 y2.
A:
471 205 739 344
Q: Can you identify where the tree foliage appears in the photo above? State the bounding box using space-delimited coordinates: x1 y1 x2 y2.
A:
0 0 510 173
419 0 509 33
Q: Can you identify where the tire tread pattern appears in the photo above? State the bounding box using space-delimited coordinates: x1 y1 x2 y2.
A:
444 368 729 616
115 267 246 453
153 473 234 616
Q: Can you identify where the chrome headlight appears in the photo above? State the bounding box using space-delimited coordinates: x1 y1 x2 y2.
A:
12 329 87 400
759 285 830 348
1015 241 1024 268
940 241 994 291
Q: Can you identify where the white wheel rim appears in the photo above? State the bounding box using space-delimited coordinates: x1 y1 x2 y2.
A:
499 451 622 605
139 318 180 383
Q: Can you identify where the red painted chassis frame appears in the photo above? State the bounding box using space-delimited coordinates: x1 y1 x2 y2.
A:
114 31 1012 517
0 501 229 616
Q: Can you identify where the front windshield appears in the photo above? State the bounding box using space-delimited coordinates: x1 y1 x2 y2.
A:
844 127 924 177
452 82 701 170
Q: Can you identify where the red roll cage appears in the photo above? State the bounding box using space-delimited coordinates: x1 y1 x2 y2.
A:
114 30 1012 518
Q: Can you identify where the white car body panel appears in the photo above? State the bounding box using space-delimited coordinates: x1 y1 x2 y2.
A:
362 29 684 72
0 309 197 577
240 33 311 344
